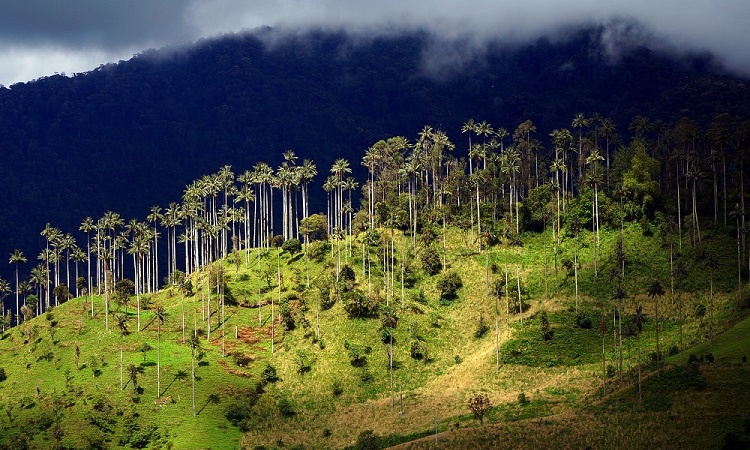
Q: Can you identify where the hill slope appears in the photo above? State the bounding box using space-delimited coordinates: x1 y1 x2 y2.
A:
1 222 748 449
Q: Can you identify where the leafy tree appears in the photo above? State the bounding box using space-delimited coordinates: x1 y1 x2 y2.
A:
52 284 71 305
468 393 492 424
299 214 328 241
282 238 302 255
436 271 463 301
421 247 442 276
342 289 378 319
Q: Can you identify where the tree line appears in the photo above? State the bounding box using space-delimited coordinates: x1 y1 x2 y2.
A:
2 111 750 334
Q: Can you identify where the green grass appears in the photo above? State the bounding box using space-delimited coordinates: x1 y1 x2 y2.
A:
1 223 748 449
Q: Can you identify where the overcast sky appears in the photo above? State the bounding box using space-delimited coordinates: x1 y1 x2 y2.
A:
1 0 749 86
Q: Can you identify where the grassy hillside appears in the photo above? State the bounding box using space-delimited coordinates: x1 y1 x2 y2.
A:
1 222 748 449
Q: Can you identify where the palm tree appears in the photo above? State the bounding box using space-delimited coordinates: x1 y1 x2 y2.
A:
9 249 26 326
116 314 129 390
571 113 591 193
705 252 719 342
155 305 167 397
79 216 95 308
147 206 163 293
647 280 666 374
674 258 688 363
188 333 201 416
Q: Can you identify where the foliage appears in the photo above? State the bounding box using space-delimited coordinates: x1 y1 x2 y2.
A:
436 271 463 301
300 214 328 241
354 430 381 450
342 289 379 319
474 314 490 339
282 238 302 255
468 393 492 423
421 247 442 276
306 240 331 262
261 364 279 384
53 284 72 305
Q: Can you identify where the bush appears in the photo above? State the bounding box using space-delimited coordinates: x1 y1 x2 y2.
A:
518 392 529 405
307 240 331 262
232 352 252 367
355 430 380 450
575 312 593 329
437 271 463 301
410 340 428 360
421 247 442 276
669 345 679 356
343 289 379 319
474 314 490 339
540 311 553 341
278 398 295 417
468 393 492 423
345 341 371 367
282 238 302 255
261 364 278 384
331 380 343 397
0 367 6 382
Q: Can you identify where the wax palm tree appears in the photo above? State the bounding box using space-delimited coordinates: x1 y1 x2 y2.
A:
155 305 167 397
116 313 129 390
71 247 86 297
147 206 163 292
599 117 617 187
9 249 26 326
79 216 95 304
674 258 688 363
705 252 719 341
189 333 201 416
330 158 352 232
647 280 666 373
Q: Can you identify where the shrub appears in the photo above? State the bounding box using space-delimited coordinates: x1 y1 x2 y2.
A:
345 341 370 367
261 364 278 384
468 393 492 423
540 311 553 341
668 345 679 356
232 352 252 368
518 392 529 405
474 314 490 339
355 430 380 450
331 380 343 397
410 340 428 360
437 271 463 301
575 312 593 329
307 240 331 262
421 247 442 276
278 398 295 417
282 238 302 255
0 367 6 382
343 289 379 319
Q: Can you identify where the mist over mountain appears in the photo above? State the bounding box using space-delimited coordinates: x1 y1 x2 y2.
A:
1 25 748 285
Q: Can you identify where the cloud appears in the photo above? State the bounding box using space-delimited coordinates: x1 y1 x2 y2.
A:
1 0 749 86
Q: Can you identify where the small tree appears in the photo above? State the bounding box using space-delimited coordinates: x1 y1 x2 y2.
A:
282 238 302 255
468 393 492 424
437 271 463 301
540 311 552 340
421 247 442 276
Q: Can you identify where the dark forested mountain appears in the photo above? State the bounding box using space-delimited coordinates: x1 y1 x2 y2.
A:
0 26 748 283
